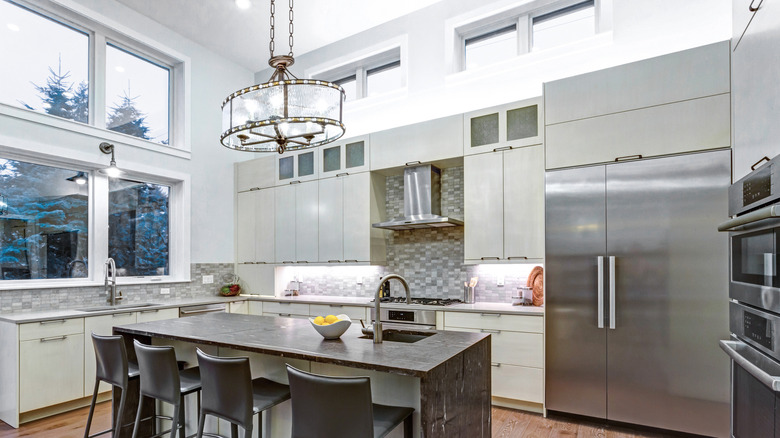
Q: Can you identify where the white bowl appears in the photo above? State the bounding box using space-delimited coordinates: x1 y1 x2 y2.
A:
309 314 351 340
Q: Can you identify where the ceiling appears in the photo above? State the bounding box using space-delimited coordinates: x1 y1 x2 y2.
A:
115 0 443 72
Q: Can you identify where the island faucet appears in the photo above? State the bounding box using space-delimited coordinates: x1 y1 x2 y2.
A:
104 258 123 306
373 274 411 344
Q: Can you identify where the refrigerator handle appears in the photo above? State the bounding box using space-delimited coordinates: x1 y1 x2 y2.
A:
597 256 604 328
609 256 616 329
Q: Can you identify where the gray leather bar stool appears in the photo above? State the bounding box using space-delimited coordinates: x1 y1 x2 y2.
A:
132 340 202 438
84 333 141 438
194 348 291 438
286 365 414 438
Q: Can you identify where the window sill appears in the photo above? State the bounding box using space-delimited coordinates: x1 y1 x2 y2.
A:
0 276 192 291
0 102 192 159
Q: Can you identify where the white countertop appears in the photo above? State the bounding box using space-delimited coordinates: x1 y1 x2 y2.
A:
0 294 543 323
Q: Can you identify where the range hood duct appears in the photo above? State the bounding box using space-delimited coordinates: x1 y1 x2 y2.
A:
372 164 464 231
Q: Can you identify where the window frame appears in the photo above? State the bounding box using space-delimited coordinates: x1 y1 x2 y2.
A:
0 0 190 154
309 44 405 102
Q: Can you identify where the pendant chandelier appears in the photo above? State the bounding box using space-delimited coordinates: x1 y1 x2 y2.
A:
220 0 346 154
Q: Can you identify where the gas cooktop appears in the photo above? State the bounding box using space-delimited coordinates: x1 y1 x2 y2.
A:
373 297 463 306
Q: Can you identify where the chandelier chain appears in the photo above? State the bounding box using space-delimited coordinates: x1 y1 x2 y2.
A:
288 0 294 56
269 0 275 57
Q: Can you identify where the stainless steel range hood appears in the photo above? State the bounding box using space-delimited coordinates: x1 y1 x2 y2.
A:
372 164 464 231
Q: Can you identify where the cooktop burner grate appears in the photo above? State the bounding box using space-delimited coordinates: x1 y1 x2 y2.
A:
374 297 463 306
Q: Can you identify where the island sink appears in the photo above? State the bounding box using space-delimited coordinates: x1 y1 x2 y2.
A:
360 330 435 343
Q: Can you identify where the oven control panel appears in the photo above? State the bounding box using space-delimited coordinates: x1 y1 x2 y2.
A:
388 310 415 322
744 311 773 350
730 158 779 216
731 301 780 361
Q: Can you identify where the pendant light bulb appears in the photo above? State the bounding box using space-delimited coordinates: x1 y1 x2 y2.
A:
98 142 123 178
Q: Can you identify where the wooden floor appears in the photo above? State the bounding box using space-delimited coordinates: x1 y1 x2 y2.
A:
0 403 679 437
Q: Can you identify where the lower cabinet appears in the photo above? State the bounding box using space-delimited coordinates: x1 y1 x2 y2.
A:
18 318 85 413
262 301 310 319
228 301 248 314
309 304 368 325
84 312 137 395
443 311 544 411
248 300 370 325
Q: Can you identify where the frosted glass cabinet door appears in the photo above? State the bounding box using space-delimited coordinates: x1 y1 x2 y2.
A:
295 181 319 262
274 185 297 263
343 173 371 262
253 188 275 263
275 149 320 185
503 145 545 261
319 135 370 178
318 177 344 262
464 97 543 156
236 191 255 263
464 152 504 261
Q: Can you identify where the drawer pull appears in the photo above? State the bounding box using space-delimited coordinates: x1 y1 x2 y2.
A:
279 313 292 317
329 304 344 308
328 260 341 263
480 257 500 260
480 313 501 317
296 261 309 264
249 187 261 191
405 161 422 166
751 156 771 170
289 180 301 185
282 261 295 264
344 260 358 263
481 329 501 334
40 319 67 325
615 154 642 162
113 312 133 318
336 172 349 177
140 309 160 314
491 362 501 368
507 256 528 260
749 0 763 11
40 336 67 343
492 146 513 152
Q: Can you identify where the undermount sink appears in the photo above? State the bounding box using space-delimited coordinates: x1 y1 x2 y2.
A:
75 303 160 312
360 330 435 344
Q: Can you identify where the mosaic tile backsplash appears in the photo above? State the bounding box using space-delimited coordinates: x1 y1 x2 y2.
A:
291 167 542 303
0 263 234 313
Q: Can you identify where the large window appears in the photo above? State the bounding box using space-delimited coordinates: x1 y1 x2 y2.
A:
108 179 170 277
0 0 89 123
464 25 518 70
0 0 180 147
366 61 402 97
532 1 595 51
319 47 404 101
0 158 89 280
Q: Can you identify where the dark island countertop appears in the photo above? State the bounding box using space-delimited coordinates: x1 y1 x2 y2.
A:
113 312 489 378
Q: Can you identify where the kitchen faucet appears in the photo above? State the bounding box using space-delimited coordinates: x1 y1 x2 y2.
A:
104 258 122 306
372 274 411 344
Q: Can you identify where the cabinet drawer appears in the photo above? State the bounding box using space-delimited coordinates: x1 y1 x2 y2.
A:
248 301 264 315
309 304 367 322
136 307 179 323
20 333 84 411
262 312 309 319
444 312 542 333
491 363 543 404
262 301 309 315
449 327 542 368
20 318 83 341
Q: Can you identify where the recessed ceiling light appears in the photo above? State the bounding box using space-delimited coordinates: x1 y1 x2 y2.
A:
7 23 20 32
235 0 251 10
115 66 125 73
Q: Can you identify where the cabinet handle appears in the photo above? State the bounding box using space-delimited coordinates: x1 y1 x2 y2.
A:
40 319 67 325
749 0 763 11
481 329 501 334
344 259 358 263
282 261 295 264
493 146 513 152
328 260 341 263
405 161 422 166
609 256 616 330
113 312 133 318
329 304 344 308
480 313 501 317
278 313 292 317
480 257 500 260
336 172 349 177
140 309 159 314
751 156 771 170
597 256 604 329
289 180 301 185
507 256 528 260
254 261 268 264
491 362 501 367
249 187 261 191
296 261 309 264
615 154 642 162
40 335 67 343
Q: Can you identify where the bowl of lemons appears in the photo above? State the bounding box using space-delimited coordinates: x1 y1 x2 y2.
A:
309 314 351 340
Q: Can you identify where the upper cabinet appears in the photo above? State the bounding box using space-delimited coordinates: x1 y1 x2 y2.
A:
732 0 780 180
274 181 319 264
275 149 319 185
544 41 731 170
319 135 370 178
370 115 463 170
236 189 275 264
236 156 275 192
464 144 544 263
463 97 544 156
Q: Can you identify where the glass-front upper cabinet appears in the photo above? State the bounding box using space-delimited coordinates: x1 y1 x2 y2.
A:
319 135 370 178
463 96 544 156
275 148 320 185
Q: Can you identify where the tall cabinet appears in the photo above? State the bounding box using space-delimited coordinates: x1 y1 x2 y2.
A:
732 0 780 179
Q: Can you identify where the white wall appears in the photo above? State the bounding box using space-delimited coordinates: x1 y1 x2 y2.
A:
255 0 731 137
0 0 255 264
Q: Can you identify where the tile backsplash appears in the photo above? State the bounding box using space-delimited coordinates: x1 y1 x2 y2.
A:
289 166 542 303
0 263 233 313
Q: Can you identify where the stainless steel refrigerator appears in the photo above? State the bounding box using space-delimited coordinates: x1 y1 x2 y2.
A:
545 149 731 437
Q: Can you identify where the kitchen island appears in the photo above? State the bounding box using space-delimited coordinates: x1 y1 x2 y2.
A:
113 312 491 438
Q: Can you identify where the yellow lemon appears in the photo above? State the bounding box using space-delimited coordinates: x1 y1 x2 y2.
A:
313 316 325 325
324 315 339 324
321 322 331 326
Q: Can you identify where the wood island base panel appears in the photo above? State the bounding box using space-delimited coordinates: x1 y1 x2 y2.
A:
113 312 491 438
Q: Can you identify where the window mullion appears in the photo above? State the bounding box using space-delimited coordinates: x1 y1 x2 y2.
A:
356 67 367 99
518 15 531 55
91 32 107 129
